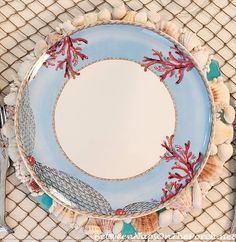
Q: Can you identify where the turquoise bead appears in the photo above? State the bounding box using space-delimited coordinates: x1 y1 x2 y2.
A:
122 222 136 237
36 193 53 210
207 59 220 81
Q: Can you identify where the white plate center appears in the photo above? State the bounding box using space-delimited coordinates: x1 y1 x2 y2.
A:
54 60 175 180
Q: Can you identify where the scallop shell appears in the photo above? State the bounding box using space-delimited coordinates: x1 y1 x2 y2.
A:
192 49 210 71
98 8 111 21
112 4 127 20
172 210 184 224
132 212 159 233
159 21 180 40
112 220 123 235
76 215 89 227
210 144 218 155
179 30 201 52
84 13 98 25
169 187 192 213
96 219 115 234
199 155 223 182
159 209 173 228
4 92 17 106
214 120 233 145
2 119 15 139
217 143 233 163
223 105 235 124
122 11 136 22
84 218 102 235
192 181 202 209
135 12 148 24
210 81 230 106
72 15 85 27
148 11 160 24
34 39 47 57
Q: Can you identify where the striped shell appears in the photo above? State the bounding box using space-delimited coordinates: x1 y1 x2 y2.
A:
84 218 102 235
199 155 223 182
179 30 201 52
159 21 180 40
96 219 115 234
210 81 230 106
132 212 159 233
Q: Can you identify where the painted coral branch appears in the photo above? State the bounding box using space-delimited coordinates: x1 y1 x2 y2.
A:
44 35 88 79
160 181 182 204
161 135 202 183
142 45 194 84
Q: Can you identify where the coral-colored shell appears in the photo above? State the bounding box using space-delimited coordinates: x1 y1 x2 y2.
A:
84 218 102 235
96 219 115 234
210 81 230 106
132 212 159 233
168 187 192 213
199 155 223 182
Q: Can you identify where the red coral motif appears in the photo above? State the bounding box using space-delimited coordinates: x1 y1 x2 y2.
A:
160 135 202 204
142 45 194 84
28 179 41 193
44 35 88 79
27 155 36 166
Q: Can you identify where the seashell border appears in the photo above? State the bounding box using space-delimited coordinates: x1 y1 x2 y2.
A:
1 4 234 237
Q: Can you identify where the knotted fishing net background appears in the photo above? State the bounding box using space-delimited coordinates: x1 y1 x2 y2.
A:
0 0 235 241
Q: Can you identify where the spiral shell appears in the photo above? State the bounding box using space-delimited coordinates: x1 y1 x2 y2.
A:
199 155 223 182
159 21 180 40
179 29 201 52
210 81 230 106
132 212 159 233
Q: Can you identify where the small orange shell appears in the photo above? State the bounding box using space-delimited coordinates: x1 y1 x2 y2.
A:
199 155 222 182
210 81 230 105
132 212 159 233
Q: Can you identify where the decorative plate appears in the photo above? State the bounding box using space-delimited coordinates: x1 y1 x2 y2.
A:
15 21 213 218
3 5 234 236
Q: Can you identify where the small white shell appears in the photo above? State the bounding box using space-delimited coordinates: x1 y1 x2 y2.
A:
112 4 127 20
112 220 123 235
223 105 235 124
148 11 160 24
4 92 17 106
192 181 202 209
159 209 173 228
76 215 89 227
122 11 136 22
135 12 148 24
59 20 76 33
146 21 156 29
159 21 180 40
98 8 111 21
210 144 218 155
217 143 233 163
1 120 15 138
192 49 210 71
179 29 201 52
199 181 212 197
84 13 98 25
172 210 184 224
72 15 85 27
34 39 47 58
214 120 234 145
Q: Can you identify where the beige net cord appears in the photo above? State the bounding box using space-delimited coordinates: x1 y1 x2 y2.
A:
0 0 235 241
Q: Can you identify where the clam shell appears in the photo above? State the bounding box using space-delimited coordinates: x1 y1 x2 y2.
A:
84 13 98 25
76 215 89 227
112 220 123 235
199 155 223 182
134 12 148 24
2 119 15 139
132 212 159 233
159 209 173 228
169 187 192 213
172 210 184 224
214 120 233 145
192 49 210 71
98 8 111 21
112 4 127 20
223 105 235 124
84 218 102 235
211 81 230 106
217 143 233 163
96 219 115 234
4 92 17 106
122 11 136 22
192 181 202 209
159 21 180 40
72 15 85 27
148 11 160 24
34 39 47 57
179 30 201 52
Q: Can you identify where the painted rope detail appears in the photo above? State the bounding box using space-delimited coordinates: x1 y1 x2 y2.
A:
142 45 194 84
